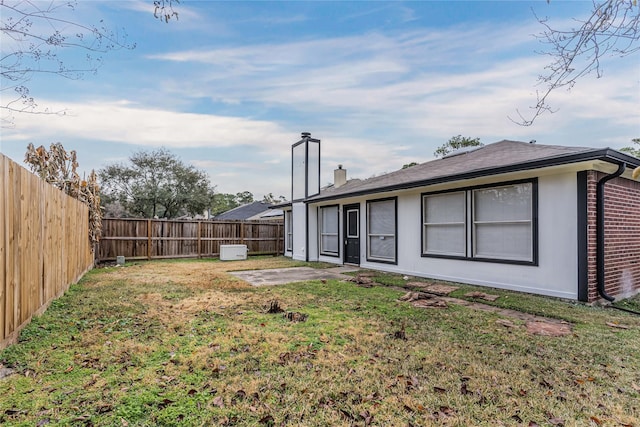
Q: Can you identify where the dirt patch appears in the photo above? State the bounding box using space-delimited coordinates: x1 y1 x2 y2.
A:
96 258 307 290
348 274 375 287
526 321 573 337
397 287 573 336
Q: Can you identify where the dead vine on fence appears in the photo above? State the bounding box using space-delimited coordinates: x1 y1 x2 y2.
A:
24 142 102 248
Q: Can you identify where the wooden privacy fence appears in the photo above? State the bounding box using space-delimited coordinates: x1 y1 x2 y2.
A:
98 218 284 262
1 154 94 350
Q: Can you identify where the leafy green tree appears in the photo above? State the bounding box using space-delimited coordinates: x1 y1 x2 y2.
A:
262 193 287 204
402 162 419 169
210 193 239 216
235 191 254 205
620 138 640 158
209 191 257 216
99 148 215 219
434 135 482 158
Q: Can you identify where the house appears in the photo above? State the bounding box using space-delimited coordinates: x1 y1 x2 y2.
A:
214 201 283 221
282 132 640 302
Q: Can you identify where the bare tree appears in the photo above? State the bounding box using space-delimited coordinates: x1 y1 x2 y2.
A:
513 0 639 126
154 0 180 23
1 0 134 125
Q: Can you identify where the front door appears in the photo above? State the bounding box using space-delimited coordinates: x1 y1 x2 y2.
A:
344 204 360 265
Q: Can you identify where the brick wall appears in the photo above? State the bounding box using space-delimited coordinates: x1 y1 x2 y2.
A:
586 171 640 302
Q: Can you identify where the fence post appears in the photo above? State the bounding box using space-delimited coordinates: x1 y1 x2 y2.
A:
197 221 202 259
147 219 152 260
275 222 280 256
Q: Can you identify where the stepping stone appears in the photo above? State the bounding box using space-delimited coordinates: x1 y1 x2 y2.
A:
464 291 500 302
0 366 15 380
407 282 458 295
412 298 448 308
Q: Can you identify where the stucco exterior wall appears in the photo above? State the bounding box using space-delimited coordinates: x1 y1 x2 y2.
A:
313 171 581 299
291 203 307 261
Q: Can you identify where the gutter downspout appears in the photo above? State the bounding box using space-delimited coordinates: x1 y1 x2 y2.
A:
596 162 626 302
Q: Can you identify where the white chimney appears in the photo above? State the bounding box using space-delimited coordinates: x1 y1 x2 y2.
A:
334 164 347 188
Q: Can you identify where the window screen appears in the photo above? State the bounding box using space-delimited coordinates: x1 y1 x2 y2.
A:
421 180 536 264
423 192 465 256
473 183 533 261
285 211 293 251
319 206 339 255
367 199 396 262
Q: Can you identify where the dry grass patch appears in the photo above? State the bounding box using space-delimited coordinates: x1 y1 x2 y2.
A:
1 258 640 426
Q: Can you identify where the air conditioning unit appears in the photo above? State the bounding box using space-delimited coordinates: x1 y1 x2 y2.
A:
220 244 248 261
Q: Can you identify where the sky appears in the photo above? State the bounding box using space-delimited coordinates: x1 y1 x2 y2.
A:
1 0 639 200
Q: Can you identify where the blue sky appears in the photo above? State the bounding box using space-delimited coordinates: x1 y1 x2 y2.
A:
1 0 639 199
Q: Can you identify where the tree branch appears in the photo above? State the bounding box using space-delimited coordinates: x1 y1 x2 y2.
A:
513 0 639 126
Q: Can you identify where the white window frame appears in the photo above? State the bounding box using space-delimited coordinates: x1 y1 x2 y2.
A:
366 198 397 264
319 205 340 256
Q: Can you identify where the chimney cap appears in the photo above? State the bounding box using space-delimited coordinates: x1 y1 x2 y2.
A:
301 132 311 138
338 164 343 169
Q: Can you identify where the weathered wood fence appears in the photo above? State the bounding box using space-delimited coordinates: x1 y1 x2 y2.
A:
98 218 284 262
1 154 94 350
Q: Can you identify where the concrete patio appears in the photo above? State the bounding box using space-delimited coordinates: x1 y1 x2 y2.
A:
230 266 360 286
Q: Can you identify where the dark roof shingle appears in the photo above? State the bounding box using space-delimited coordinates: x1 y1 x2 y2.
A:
214 201 274 220
306 140 636 202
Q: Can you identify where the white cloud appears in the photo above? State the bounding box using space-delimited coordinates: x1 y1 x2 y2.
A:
3 5 638 199
3 100 295 151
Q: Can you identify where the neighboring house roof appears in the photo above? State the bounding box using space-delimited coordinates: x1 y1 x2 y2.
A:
305 140 640 203
249 209 284 220
214 201 277 220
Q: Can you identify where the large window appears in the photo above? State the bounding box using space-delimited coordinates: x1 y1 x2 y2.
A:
423 191 466 256
367 198 397 263
319 205 339 256
285 210 293 252
422 180 536 264
473 183 533 262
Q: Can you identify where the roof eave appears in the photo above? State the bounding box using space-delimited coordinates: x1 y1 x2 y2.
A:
304 149 640 204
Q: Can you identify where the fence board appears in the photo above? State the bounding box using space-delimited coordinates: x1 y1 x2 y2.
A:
6 158 18 340
0 156 5 341
98 219 284 262
0 153 94 351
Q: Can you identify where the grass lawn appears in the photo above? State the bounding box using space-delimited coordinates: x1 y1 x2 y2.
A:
1 257 639 426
